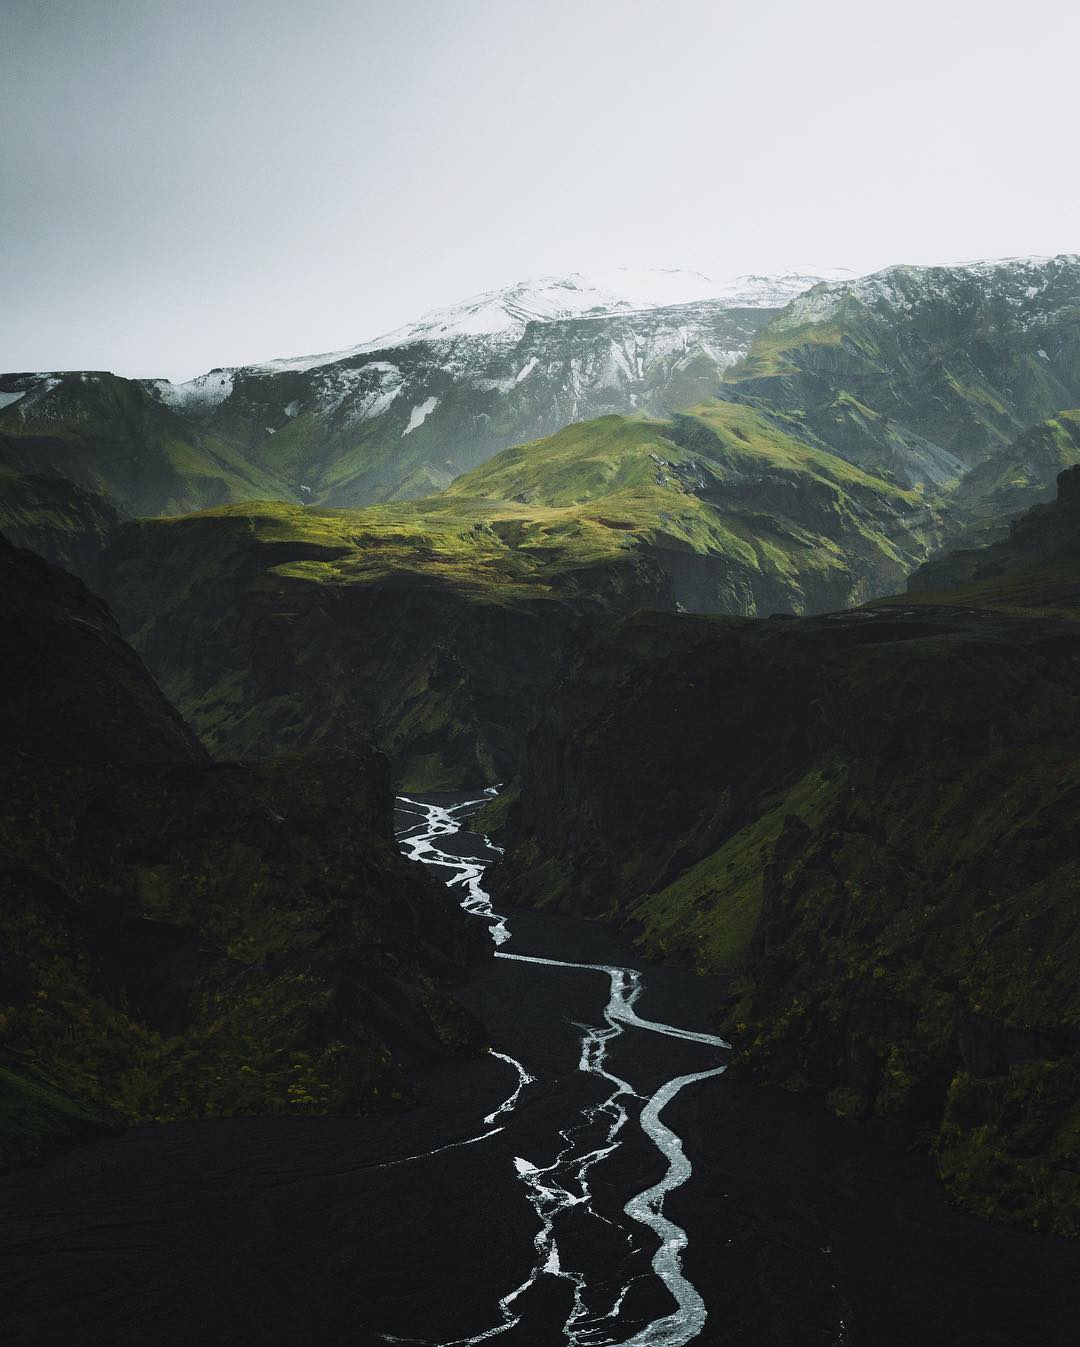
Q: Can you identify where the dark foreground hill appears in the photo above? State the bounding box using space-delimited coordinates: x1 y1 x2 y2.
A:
0 535 483 1169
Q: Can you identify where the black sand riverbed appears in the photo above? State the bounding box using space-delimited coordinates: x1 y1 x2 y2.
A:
2 809 1078 1346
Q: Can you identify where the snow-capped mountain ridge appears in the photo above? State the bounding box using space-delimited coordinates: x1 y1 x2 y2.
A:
162 255 1074 398
773 253 1080 332
237 266 854 378
4 252 1078 518
127 252 1080 510
134 268 813 504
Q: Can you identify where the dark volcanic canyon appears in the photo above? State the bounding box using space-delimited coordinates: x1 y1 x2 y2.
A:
3 257 1080 1345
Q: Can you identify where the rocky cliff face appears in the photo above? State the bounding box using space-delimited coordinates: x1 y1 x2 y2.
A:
490 475 1080 1233
0 536 484 1169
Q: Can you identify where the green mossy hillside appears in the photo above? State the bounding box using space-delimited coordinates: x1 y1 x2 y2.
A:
949 410 1080 531
99 401 945 786
0 372 292 517
721 259 1080 487
104 500 581 789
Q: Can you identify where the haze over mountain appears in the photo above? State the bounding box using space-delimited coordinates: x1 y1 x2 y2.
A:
5 0 1077 384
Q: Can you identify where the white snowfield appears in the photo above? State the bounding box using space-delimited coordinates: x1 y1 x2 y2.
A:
154 368 235 411
401 395 439 436
145 266 856 412
0 375 61 417
246 266 855 377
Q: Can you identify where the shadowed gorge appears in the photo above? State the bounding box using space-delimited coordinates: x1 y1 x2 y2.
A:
492 468 1080 1237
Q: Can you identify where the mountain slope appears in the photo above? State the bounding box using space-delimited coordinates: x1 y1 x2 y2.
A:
7 258 1077 522
947 409 1080 537
152 268 818 508
163 297 778 507
907 463 1080 610
0 371 292 517
0 469 119 590
99 400 945 785
445 399 946 610
0 269 842 518
490 469 1080 1234
719 255 1080 488
0 532 206 765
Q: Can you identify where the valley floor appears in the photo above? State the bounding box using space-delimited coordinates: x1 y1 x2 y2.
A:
2 894 1078 1346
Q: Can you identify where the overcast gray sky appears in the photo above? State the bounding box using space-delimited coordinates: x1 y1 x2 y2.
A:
2 0 1078 382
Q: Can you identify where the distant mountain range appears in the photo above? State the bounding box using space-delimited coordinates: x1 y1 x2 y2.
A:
0 266 850 511
2 257 1077 522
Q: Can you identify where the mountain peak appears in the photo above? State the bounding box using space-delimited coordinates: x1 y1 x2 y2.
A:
245 266 855 377
773 253 1080 331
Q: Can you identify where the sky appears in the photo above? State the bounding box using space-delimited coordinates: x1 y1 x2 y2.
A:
2 0 1078 382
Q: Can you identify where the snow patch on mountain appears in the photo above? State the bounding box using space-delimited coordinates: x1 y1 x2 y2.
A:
0 374 63 418
314 361 404 425
142 266 853 400
162 369 235 411
360 267 856 350
402 397 439 435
